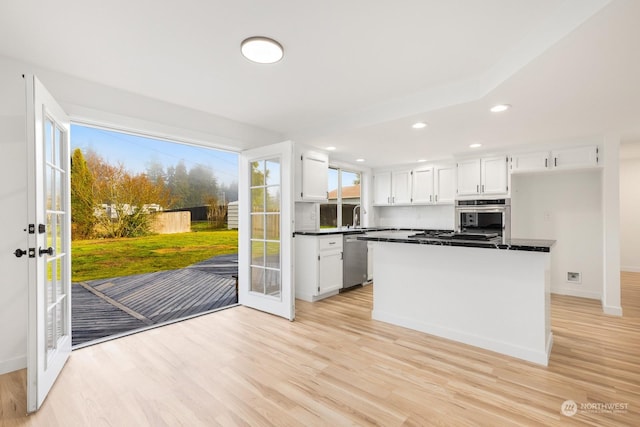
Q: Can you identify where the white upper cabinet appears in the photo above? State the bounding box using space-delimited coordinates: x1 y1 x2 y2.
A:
481 156 509 195
551 146 599 169
412 167 435 204
411 164 456 204
392 170 412 204
435 165 456 203
295 149 328 202
373 170 412 205
456 156 508 198
510 146 599 174
373 171 392 205
456 159 482 196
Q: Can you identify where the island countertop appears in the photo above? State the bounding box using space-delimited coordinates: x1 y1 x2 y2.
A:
357 230 555 253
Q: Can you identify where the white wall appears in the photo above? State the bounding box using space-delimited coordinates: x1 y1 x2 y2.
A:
374 205 455 230
511 170 603 299
620 155 640 272
0 115 28 374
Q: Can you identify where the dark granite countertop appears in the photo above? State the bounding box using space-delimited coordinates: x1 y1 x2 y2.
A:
294 227 451 236
357 231 555 252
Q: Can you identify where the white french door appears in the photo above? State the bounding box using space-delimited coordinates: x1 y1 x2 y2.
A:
238 141 294 320
25 75 72 412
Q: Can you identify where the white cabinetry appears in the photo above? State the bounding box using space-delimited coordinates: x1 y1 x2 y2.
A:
510 146 599 174
295 149 328 202
510 151 550 173
456 156 508 198
551 146 599 170
295 234 343 302
392 170 412 204
412 164 456 204
373 170 412 205
412 167 434 203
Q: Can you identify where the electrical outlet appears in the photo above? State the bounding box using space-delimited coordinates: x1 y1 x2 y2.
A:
567 272 581 283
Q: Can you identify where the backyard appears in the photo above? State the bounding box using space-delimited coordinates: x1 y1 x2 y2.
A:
72 224 238 282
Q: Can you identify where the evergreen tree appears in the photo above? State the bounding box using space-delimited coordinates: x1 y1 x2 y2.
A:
70 148 96 239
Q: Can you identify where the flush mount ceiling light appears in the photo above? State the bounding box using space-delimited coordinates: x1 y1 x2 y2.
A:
326 146 337 151
490 104 511 113
412 122 428 129
356 158 365 162
418 159 427 162
241 36 283 64
469 143 482 148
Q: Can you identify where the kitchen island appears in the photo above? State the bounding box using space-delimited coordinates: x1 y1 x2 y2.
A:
358 231 555 365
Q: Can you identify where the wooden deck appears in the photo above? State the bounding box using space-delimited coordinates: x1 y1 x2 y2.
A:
72 254 238 346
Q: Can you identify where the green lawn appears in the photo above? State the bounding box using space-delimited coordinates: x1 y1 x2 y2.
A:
72 228 238 282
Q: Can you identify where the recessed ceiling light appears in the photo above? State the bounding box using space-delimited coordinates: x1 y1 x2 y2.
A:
241 37 283 64
356 158 365 162
469 143 482 148
417 159 427 162
326 146 336 151
490 104 511 113
412 122 427 129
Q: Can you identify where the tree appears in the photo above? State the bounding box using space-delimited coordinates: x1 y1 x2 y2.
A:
186 164 218 207
70 148 96 239
87 153 170 238
166 160 189 208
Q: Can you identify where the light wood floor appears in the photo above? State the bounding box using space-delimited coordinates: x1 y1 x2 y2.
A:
1 274 639 426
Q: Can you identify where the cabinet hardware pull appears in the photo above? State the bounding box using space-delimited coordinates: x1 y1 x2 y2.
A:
481 184 484 193
435 195 438 202
430 195 432 202
554 157 557 167
476 184 479 193
545 158 548 168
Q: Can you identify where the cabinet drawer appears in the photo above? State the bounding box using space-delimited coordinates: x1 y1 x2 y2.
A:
319 236 343 251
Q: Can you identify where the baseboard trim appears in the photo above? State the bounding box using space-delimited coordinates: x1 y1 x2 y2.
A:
551 287 601 300
602 305 623 316
0 355 26 375
621 266 640 273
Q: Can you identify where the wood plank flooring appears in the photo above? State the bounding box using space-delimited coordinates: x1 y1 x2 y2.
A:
2 274 639 426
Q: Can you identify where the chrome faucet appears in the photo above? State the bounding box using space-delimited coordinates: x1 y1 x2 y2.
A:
353 204 361 228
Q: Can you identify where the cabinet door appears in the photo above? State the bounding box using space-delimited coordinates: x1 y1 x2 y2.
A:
411 167 434 204
481 156 508 195
373 171 392 205
456 159 481 196
318 251 343 294
511 151 550 173
392 170 412 204
300 151 328 201
551 146 599 169
435 165 455 203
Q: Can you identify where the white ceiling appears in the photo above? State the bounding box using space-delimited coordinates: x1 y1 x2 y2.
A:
1 0 639 167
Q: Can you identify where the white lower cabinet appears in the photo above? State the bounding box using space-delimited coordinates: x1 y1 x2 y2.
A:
295 234 343 301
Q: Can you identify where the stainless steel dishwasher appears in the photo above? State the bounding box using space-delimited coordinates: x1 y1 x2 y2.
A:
342 233 369 289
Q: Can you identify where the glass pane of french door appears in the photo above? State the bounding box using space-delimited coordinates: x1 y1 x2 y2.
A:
250 159 281 298
44 116 70 362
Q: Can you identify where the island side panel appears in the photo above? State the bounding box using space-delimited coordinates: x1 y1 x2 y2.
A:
371 242 552 365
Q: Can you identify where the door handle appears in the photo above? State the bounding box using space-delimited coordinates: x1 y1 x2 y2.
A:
14 249 27 258
39 246 54 257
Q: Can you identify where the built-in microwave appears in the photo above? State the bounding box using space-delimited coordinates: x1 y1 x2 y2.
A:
455 199 511 239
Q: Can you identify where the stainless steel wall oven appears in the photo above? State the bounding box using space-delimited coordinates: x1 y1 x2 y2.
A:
455 199 511 239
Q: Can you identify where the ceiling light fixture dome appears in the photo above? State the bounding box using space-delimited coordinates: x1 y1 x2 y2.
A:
412 122 427 129
490 104 511 113
241 36 284 64
469 143 482 148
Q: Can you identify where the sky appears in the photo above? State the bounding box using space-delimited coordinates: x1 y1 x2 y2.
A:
70 124 238 186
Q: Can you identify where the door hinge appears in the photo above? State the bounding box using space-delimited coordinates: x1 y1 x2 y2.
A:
318 255 320 261
28 224 35 234
301 192 304 198
301 155 303 161
38 224 46 234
